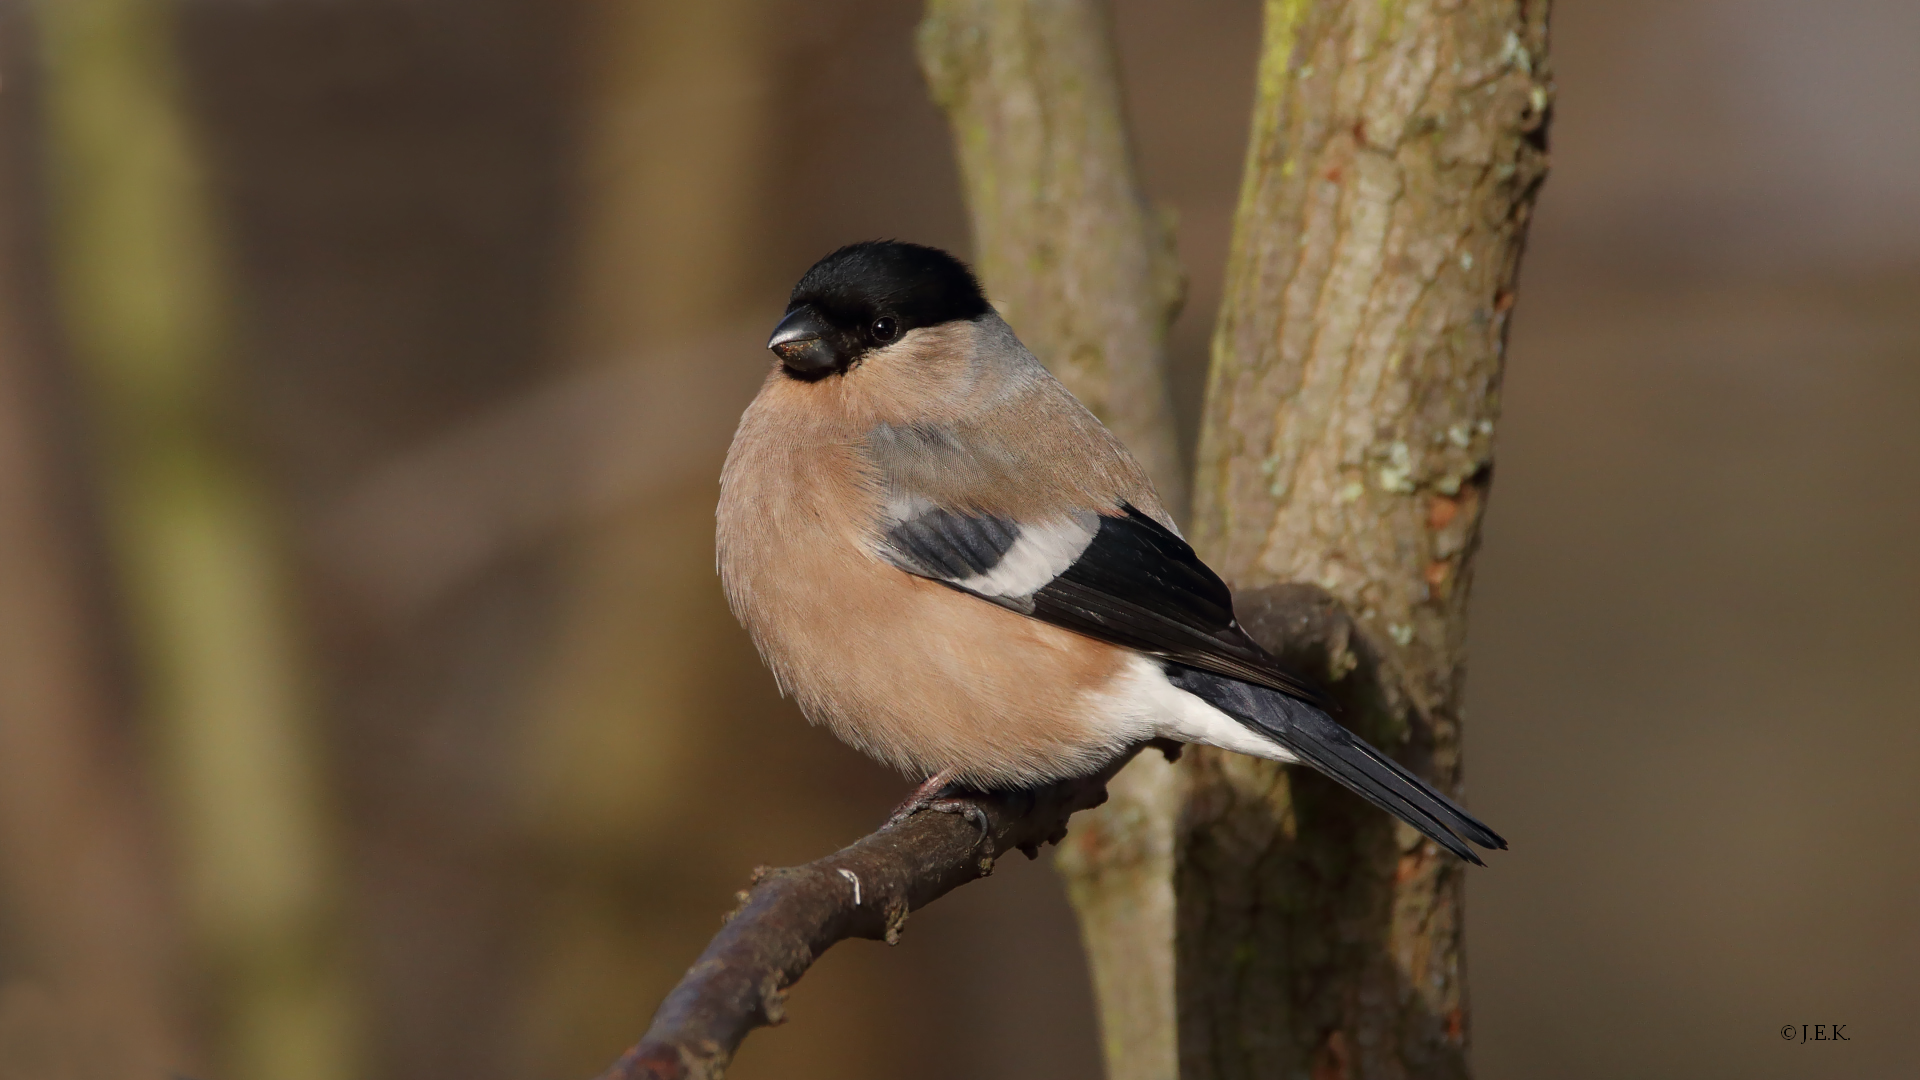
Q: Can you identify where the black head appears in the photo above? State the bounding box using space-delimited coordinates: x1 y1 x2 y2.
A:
767 241 992 380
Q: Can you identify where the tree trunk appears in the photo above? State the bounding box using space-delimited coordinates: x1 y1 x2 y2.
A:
917 3 1185 1078
1181 1 1550 1077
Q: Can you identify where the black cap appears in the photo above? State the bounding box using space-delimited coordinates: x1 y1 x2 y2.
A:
768 241 991 380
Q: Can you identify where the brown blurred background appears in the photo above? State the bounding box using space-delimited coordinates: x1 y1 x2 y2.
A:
0 1 1915 1079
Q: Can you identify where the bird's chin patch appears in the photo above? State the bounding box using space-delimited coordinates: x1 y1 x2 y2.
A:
778 361 835 382
778 355 862 383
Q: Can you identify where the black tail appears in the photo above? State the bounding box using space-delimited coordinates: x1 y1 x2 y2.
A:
1166 665 1506 865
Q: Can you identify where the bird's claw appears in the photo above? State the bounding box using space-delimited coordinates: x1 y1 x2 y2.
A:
884 776 992 849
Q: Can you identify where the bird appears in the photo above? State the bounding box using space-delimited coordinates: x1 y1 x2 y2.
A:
716 240 1505 864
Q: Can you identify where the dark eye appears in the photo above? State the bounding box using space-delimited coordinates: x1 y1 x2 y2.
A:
871 316 898 342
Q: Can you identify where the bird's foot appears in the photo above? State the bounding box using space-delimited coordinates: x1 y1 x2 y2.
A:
884 768 960 825
884 769 991 847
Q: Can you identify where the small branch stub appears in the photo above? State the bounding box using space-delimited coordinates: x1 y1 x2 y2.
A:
594 750 1145 1080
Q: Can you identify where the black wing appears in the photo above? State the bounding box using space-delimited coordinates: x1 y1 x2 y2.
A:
878 501 1508 861
879 502 1332 708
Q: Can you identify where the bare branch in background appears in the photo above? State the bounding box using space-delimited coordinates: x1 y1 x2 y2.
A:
0 304 197 1080
0 17 196 1073
32 2 359 1075
595 747 1164 1080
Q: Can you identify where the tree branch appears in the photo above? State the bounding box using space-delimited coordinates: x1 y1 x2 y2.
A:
917 4 1189 1074
594 746 1164 1080
918 0 1185 510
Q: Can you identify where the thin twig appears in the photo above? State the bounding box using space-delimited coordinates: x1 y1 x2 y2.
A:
594 745 1168 1080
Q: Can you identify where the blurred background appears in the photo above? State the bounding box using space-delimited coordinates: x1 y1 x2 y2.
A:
0 1 1915 1079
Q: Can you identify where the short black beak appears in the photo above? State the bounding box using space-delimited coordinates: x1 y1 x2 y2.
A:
767 306 839 377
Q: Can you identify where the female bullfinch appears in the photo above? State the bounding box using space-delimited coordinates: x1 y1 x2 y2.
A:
717 241 1503 863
